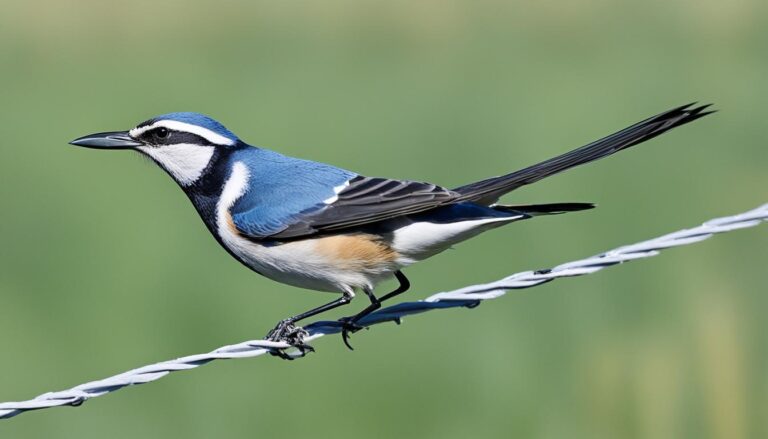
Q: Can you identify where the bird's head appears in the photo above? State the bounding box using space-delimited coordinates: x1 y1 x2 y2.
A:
70 112 240 186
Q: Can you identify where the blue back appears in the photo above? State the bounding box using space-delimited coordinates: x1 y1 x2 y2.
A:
228 147 356 237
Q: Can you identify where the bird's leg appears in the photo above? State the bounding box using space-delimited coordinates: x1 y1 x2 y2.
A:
377 270 411 302
339 270 411 349
339 287 379 350
266 291 354 359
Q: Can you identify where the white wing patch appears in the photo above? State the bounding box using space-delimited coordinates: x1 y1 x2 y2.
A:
323 180 351 205
137 143 215 186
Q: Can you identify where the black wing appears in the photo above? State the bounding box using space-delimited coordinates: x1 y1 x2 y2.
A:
265 176 460 239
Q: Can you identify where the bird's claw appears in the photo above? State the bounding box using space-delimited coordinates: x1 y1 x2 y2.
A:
338 318 366 350
266 319 314 360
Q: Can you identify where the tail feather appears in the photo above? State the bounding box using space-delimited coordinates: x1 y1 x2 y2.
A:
493 202 595 216
454 103 715 205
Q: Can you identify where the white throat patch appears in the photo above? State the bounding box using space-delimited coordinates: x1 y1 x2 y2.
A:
137 143 215 186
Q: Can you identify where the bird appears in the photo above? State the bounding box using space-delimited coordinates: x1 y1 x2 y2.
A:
70 103 713 353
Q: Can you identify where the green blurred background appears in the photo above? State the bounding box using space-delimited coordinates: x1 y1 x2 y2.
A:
1 0 766 437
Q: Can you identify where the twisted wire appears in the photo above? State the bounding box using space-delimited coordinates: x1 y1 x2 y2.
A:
1 202 766 420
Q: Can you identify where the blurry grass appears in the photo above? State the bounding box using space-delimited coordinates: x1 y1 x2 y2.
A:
0 1 766 438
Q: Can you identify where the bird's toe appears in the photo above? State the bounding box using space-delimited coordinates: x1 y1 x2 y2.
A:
266 319 313 360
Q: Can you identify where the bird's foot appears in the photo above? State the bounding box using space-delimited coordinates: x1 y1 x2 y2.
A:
338 317 367 351
266 319 315 360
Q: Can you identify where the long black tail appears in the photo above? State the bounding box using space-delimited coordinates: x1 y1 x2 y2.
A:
454 103 715 205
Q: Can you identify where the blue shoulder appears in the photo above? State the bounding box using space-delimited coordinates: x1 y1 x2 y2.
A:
228 147 356 237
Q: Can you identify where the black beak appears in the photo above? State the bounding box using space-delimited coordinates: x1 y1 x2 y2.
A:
69 131 144 149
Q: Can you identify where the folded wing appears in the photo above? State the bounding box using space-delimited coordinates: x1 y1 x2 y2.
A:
232 175 460 240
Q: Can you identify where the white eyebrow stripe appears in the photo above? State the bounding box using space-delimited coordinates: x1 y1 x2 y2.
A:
129 120 235 146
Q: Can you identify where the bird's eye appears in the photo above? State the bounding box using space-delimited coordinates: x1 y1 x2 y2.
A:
156 127 169 139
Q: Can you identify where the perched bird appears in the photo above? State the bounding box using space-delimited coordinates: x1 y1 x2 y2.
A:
70 103 713 352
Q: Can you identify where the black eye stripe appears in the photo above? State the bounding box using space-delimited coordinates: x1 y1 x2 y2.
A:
170 131 211 145
141 128 211 146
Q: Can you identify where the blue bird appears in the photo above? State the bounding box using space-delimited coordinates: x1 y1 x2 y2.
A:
70 103 713 352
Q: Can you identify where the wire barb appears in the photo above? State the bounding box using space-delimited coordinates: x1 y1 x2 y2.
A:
1 202 766 420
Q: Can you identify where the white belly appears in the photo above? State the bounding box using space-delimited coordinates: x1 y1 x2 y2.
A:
217 215 520 294
221 234 399 293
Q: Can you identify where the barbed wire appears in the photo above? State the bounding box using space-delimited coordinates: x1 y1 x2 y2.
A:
1 202 766 420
